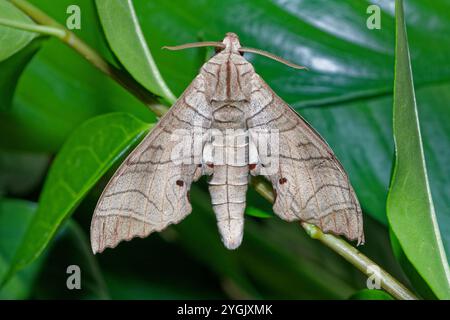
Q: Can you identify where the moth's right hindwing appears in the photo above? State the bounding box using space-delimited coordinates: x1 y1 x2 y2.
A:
246 74 364 244
90 75 212 253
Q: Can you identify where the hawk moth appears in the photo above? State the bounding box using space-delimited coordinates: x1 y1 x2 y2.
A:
90 33 364 253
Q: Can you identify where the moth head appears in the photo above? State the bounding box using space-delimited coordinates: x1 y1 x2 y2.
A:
162 33 308 70
222 32 241 53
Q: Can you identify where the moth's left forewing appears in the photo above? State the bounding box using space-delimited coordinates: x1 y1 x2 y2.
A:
90 75 212 253
246 74 364 244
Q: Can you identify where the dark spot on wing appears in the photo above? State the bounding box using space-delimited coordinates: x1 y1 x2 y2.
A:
176 180 184 187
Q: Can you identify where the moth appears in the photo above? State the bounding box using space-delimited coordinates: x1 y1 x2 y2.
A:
90 33 364 253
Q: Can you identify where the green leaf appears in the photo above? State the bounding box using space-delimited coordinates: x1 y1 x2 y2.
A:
134 1 450 100
245 206 273 219
5 113 151 279
386 0 450 299
96 0 176 103
0 0 156 152
389 230 437 299
349 289 394 300
0 199 43 299
0 37 43 110
0 0 37 62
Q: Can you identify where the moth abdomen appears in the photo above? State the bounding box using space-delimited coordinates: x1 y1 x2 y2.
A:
208 163 248 250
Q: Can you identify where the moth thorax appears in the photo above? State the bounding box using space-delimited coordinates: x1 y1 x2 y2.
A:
211 60 249 102
212 105 245 125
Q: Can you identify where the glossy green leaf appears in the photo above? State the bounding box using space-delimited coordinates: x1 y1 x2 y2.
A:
96 0 176 104
349 289 394 300
389 230 436 299
0 37 42 110
386 0 450 299
6 113 151 278
0 0 156 152
0 199 43 299
134 0 450 100
0 0 37 61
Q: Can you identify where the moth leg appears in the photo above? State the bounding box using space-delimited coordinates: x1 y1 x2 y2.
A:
248 130 261 175
193 163 204 181
202 141 214 175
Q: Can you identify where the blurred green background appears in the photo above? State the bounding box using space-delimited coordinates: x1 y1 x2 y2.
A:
0 0 449 299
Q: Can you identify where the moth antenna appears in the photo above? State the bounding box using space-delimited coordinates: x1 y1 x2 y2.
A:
162 41 225 51
239 47 308 70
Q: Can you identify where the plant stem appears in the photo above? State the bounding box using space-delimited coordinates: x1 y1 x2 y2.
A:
0 17 65 37
9 0 168 117
10 0 418 301
251 177 418 300
302 223 417 300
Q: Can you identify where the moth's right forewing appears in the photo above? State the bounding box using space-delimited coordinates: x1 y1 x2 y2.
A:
246 74 364 244
90 75 212 253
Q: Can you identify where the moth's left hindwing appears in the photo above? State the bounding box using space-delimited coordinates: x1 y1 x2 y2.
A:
90 75 211 253
247 74 364 244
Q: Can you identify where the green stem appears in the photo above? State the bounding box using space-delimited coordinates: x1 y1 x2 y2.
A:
9 0 168 117
0 17 64 37
10 0 417 301
251 177 418 300
302 223 416 300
